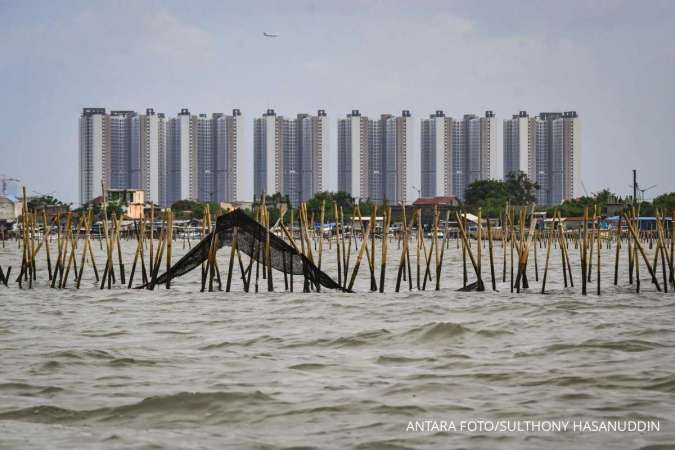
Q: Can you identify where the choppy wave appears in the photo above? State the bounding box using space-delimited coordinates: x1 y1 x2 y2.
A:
1 241 674 449
0 391 278 424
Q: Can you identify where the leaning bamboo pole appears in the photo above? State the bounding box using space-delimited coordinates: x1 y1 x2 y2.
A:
456 211 484 291
334 202 342 288
581 207 588 295
671 211 674 289
165 208 173 289
541 211 557 294
596 211 601 295
624 212 661 291
614 215 622 285
436 210 451 291
487 216 496 291
347 207 375 292
395 204 412 292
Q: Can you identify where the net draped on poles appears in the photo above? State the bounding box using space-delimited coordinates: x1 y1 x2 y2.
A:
145 209 345 291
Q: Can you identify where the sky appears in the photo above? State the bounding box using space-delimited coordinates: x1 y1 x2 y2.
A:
1 0 674 205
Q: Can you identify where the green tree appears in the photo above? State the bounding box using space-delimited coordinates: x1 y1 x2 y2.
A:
28 195 70 211
464 179 509 217
504 171 539 205
653 192 675 214
170 200 219 219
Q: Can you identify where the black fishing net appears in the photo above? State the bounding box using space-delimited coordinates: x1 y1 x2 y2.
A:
147 209 345 291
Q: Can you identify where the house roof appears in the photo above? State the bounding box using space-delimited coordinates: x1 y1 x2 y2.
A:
413 196 458 206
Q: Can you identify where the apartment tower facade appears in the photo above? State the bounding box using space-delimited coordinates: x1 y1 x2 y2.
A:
254 109 327 205
79 108 110 204
502 111 581 205
338 110 418 204
420 110 497 200
503 110 536 180
420 111 453 198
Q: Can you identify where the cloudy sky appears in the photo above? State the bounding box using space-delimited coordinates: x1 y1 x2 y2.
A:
1 0 673 204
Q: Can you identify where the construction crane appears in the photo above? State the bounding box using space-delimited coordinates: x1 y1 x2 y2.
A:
0 175 20 196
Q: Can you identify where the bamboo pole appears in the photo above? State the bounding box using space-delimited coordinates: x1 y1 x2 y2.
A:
347 206 374 292
165 209 173 289
541 212 557 294
265 205 273 292
533 228 539 282
226 226 238 292
42 210 52 280
422 207 438 291
476 208 482 287
378 207 391 293
624 212 661 291
416 209 422 290
334 202 342 288
581 207 588 295
395 204 411 292
614 215 622 285
671 211 674 289
455 211 484 291
596 211 601 295
587 205 596 283
509 209 514 292
487 216 496 291
436 210 451 291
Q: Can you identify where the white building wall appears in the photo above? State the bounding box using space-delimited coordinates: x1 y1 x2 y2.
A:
92 115 104 200
234 114 244 201
265 115 276 195
486 116 499 180
570 117 581 199
146 114 161 203
517 117 529 174
318 114 328 193
433 116 446 196
350 116 362 199
403 115 419 204
178 115 191 200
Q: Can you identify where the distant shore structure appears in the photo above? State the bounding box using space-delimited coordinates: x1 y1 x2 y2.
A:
78 107 580 207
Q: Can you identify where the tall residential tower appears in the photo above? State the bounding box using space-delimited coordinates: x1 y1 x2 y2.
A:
79 108 109 205
534 111 581 205
254 109 327 205
420 110 498 200
338 110 419 204
503 110 581 205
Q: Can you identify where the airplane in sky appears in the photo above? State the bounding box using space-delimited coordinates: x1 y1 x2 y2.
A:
263 32 279 38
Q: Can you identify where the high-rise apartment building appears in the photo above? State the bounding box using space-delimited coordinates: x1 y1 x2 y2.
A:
503 111 536 181
109 111 135 190
131 108 166 205
337 110 369 199
166 108 197 205
194 110 243 204
502 111 580 205
421 111 453 198
254 109 327 205
80 107 241 208
165 108 243 206
465 111 498 188
214 109 243 203
420 110 497 200
534 111 581 205
79 108 109 205
338 110 418 204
